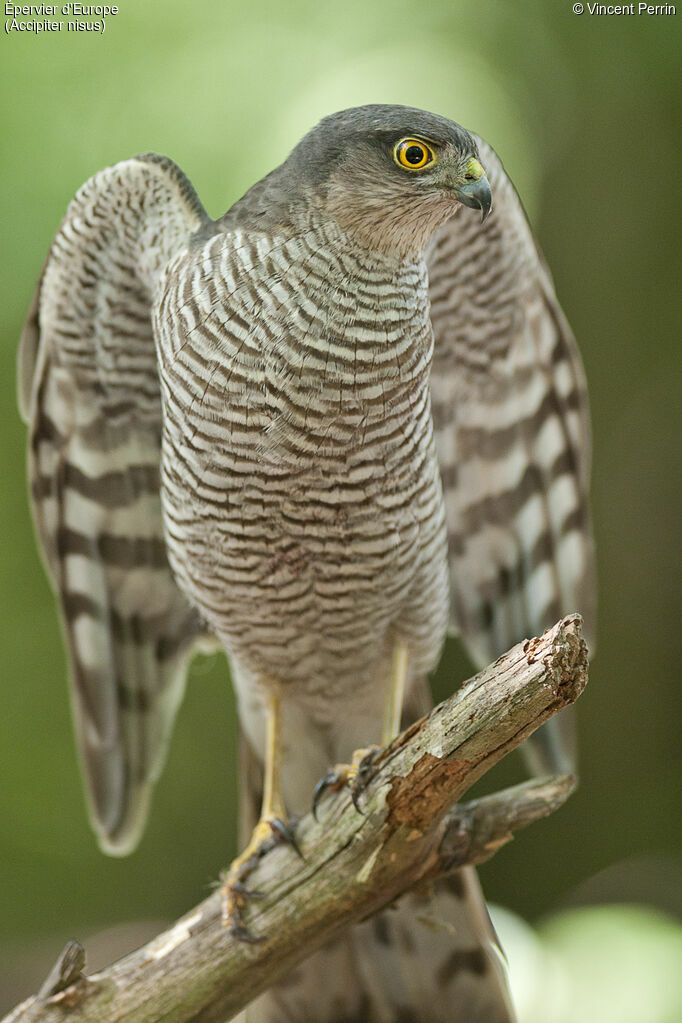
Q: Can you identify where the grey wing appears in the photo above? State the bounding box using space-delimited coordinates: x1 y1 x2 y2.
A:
428 139 595 770
19 154 216 854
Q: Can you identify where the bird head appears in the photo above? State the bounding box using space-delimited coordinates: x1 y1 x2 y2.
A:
286 104 492 259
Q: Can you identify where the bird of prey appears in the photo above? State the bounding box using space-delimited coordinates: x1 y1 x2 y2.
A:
19 104 594 1022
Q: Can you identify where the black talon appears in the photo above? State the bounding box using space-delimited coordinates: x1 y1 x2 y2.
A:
230 878 265 900
349 782 365 814
312 770 338 821
229 922 264 944
270 817 305 860
349 750 378 812
357 750 377 787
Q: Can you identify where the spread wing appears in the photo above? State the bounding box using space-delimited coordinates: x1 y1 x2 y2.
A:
428 139 595 770
19 155 216 854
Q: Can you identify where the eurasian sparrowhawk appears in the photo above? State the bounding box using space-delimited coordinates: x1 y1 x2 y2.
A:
20 104 595 1022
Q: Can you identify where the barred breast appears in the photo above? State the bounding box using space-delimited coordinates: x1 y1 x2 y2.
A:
153 216 449 720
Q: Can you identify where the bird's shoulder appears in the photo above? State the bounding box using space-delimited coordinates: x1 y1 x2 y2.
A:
164 166 300 285
211 164 300 238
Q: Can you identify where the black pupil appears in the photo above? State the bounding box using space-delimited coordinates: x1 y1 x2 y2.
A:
405 144 426 165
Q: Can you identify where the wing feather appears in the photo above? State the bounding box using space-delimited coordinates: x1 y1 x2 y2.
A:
20 155 215 853
428 139 595 768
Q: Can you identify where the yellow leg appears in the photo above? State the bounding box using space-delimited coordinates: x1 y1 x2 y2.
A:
222 687 298 938
313 641 409 819
382 641 409 745
261 689 285 822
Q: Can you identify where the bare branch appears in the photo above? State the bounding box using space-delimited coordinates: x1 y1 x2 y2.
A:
437 774 578 870
4 614 588 1023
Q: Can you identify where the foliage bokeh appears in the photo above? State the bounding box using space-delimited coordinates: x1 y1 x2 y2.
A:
1 0 680 1014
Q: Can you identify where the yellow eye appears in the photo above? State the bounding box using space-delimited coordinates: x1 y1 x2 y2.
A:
394 138 436 171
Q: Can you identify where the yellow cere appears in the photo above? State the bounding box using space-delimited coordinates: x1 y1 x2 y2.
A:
394 138 436 171
464 158 485 181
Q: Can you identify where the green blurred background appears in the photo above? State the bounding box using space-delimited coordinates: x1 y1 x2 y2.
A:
1 0 680 1016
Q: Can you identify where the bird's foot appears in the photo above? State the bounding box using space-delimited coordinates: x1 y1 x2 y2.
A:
221 814 302 941
312 745 381 820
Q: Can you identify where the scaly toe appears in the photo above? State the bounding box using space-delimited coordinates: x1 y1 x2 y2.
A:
221 813 301 938
312 745 380 819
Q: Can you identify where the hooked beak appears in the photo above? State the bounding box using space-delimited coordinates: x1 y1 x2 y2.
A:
453 158 492 223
